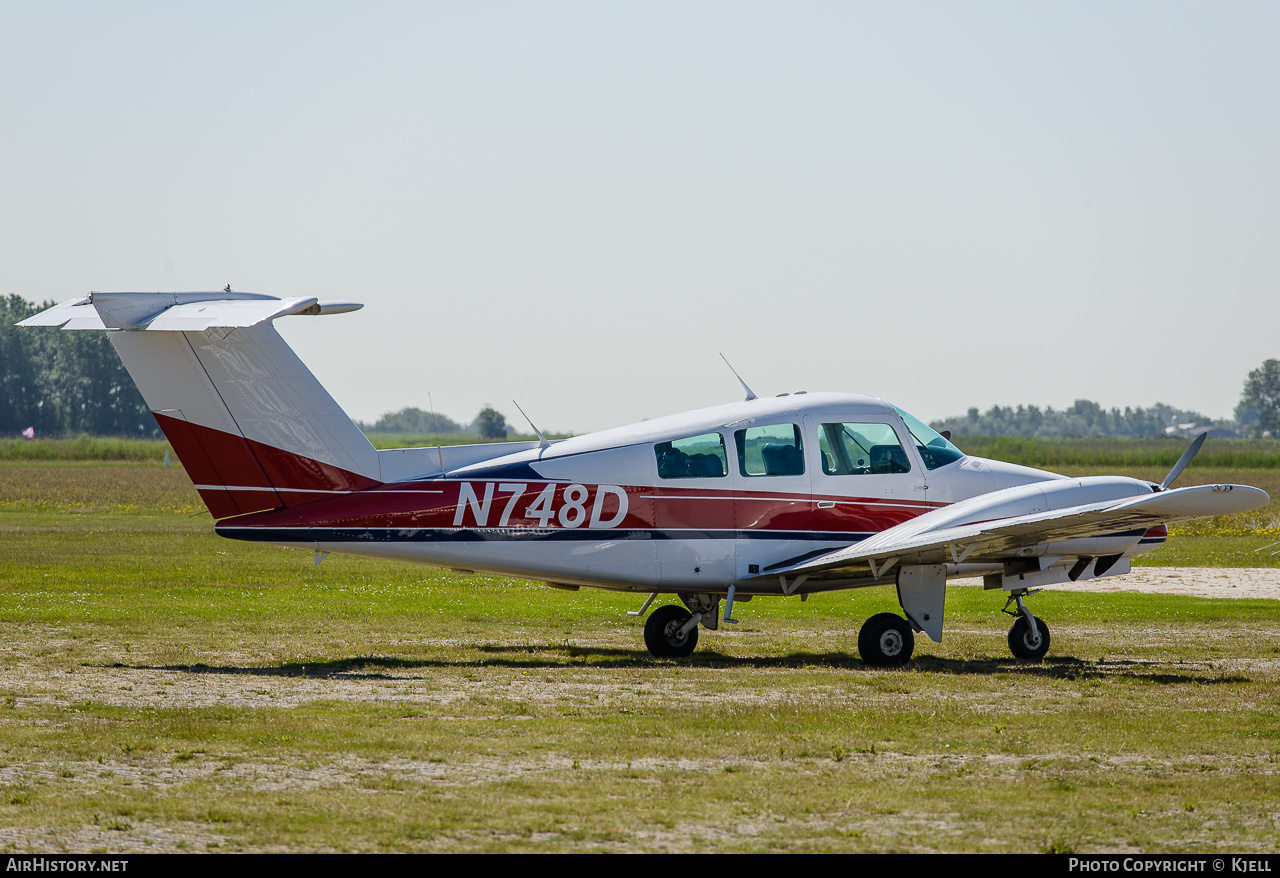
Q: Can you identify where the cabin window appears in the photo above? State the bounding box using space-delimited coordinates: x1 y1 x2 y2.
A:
655 432 728 479
734 424 805 477
816 422 911 475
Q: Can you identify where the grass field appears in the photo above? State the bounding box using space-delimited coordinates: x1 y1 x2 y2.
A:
0 432 557 462
0 460 1277 852
952 435 1280 469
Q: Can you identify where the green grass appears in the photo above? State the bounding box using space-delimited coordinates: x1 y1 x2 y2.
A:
10 432 1280 467
0 436 175 462
0 460 1278 852
953 435 1280 469
364 431 570 448
0 432 563 461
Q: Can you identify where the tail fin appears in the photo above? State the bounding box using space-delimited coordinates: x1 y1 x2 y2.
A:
20 292 379 518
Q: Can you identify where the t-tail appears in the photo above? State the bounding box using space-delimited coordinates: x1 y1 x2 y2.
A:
18 291 380 518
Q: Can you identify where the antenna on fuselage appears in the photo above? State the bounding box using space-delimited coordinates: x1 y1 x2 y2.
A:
720 353 758 402
513 400 551 451
428 392 445 474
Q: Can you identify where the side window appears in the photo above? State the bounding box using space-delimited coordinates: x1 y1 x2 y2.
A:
655 432 728 479
734 424 804 477
816 422 911 475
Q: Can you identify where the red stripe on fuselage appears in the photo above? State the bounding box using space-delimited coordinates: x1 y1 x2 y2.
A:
154 413 379 519
246 437 379 494
218 479 943 534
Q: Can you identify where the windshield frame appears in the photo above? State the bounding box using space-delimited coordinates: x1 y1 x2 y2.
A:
892 405 966 471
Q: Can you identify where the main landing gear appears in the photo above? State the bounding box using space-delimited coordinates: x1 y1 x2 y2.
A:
640 591 742 658
853 590 1053 666
857 613 915 667
643 605 700 658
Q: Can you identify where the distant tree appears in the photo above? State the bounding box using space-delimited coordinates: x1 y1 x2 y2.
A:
0 295 48 435
475 406 508 441
361 407 463 434
1236 359 1280 438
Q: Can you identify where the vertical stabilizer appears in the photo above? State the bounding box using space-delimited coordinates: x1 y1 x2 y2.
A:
20 292 380 518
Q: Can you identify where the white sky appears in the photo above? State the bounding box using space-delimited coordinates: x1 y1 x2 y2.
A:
3 2 1277 433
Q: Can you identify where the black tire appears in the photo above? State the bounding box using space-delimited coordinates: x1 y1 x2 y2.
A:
1008 615 1051 660
858 612 915 667
644 605 699 658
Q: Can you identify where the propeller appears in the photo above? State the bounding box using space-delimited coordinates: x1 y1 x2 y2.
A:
1158 431 1207 491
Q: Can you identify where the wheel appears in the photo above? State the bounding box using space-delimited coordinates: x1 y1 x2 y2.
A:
858 612 915 667
644 605 699 658
1008 615 1051 660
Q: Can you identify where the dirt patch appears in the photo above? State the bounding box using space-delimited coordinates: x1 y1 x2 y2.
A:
953 567 1280 601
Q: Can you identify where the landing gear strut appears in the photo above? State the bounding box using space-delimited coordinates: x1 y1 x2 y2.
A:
858 612 915 667
643 605 700 658
1003 591 1051 660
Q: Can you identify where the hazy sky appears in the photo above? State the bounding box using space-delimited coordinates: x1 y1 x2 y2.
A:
3 2 1277 433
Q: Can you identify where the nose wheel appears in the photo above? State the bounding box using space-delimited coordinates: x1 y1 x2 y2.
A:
1003 592 1051 660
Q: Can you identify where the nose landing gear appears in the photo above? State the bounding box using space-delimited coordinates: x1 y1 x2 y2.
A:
1003 591 1051 660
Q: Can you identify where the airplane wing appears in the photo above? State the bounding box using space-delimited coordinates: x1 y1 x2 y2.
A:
757 482 1269 581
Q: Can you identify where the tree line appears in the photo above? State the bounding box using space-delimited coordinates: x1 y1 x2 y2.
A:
1 295 158 438
932 362 1280 440
930 400 1227 439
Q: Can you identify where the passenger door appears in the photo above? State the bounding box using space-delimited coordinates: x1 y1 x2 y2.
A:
652 431 736 587
731 422 814 578
803 416 927 539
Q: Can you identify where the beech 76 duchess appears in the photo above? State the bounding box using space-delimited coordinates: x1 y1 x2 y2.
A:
20 291 1270 665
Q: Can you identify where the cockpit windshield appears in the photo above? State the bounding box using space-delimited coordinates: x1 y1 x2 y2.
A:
893 405 965 471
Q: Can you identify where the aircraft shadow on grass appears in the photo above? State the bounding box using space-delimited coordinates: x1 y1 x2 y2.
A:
133 651 1248 686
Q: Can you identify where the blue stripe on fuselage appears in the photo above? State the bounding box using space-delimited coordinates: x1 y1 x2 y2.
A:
215 526 874 544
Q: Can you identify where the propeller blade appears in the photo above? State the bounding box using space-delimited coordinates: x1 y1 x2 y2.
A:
1160 431 1208 491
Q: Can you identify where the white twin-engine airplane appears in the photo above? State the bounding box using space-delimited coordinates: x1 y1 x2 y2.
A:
21 291 1271 665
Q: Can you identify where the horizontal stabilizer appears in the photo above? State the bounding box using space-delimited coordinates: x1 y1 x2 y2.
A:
15 297 101 329
17 292 362 331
